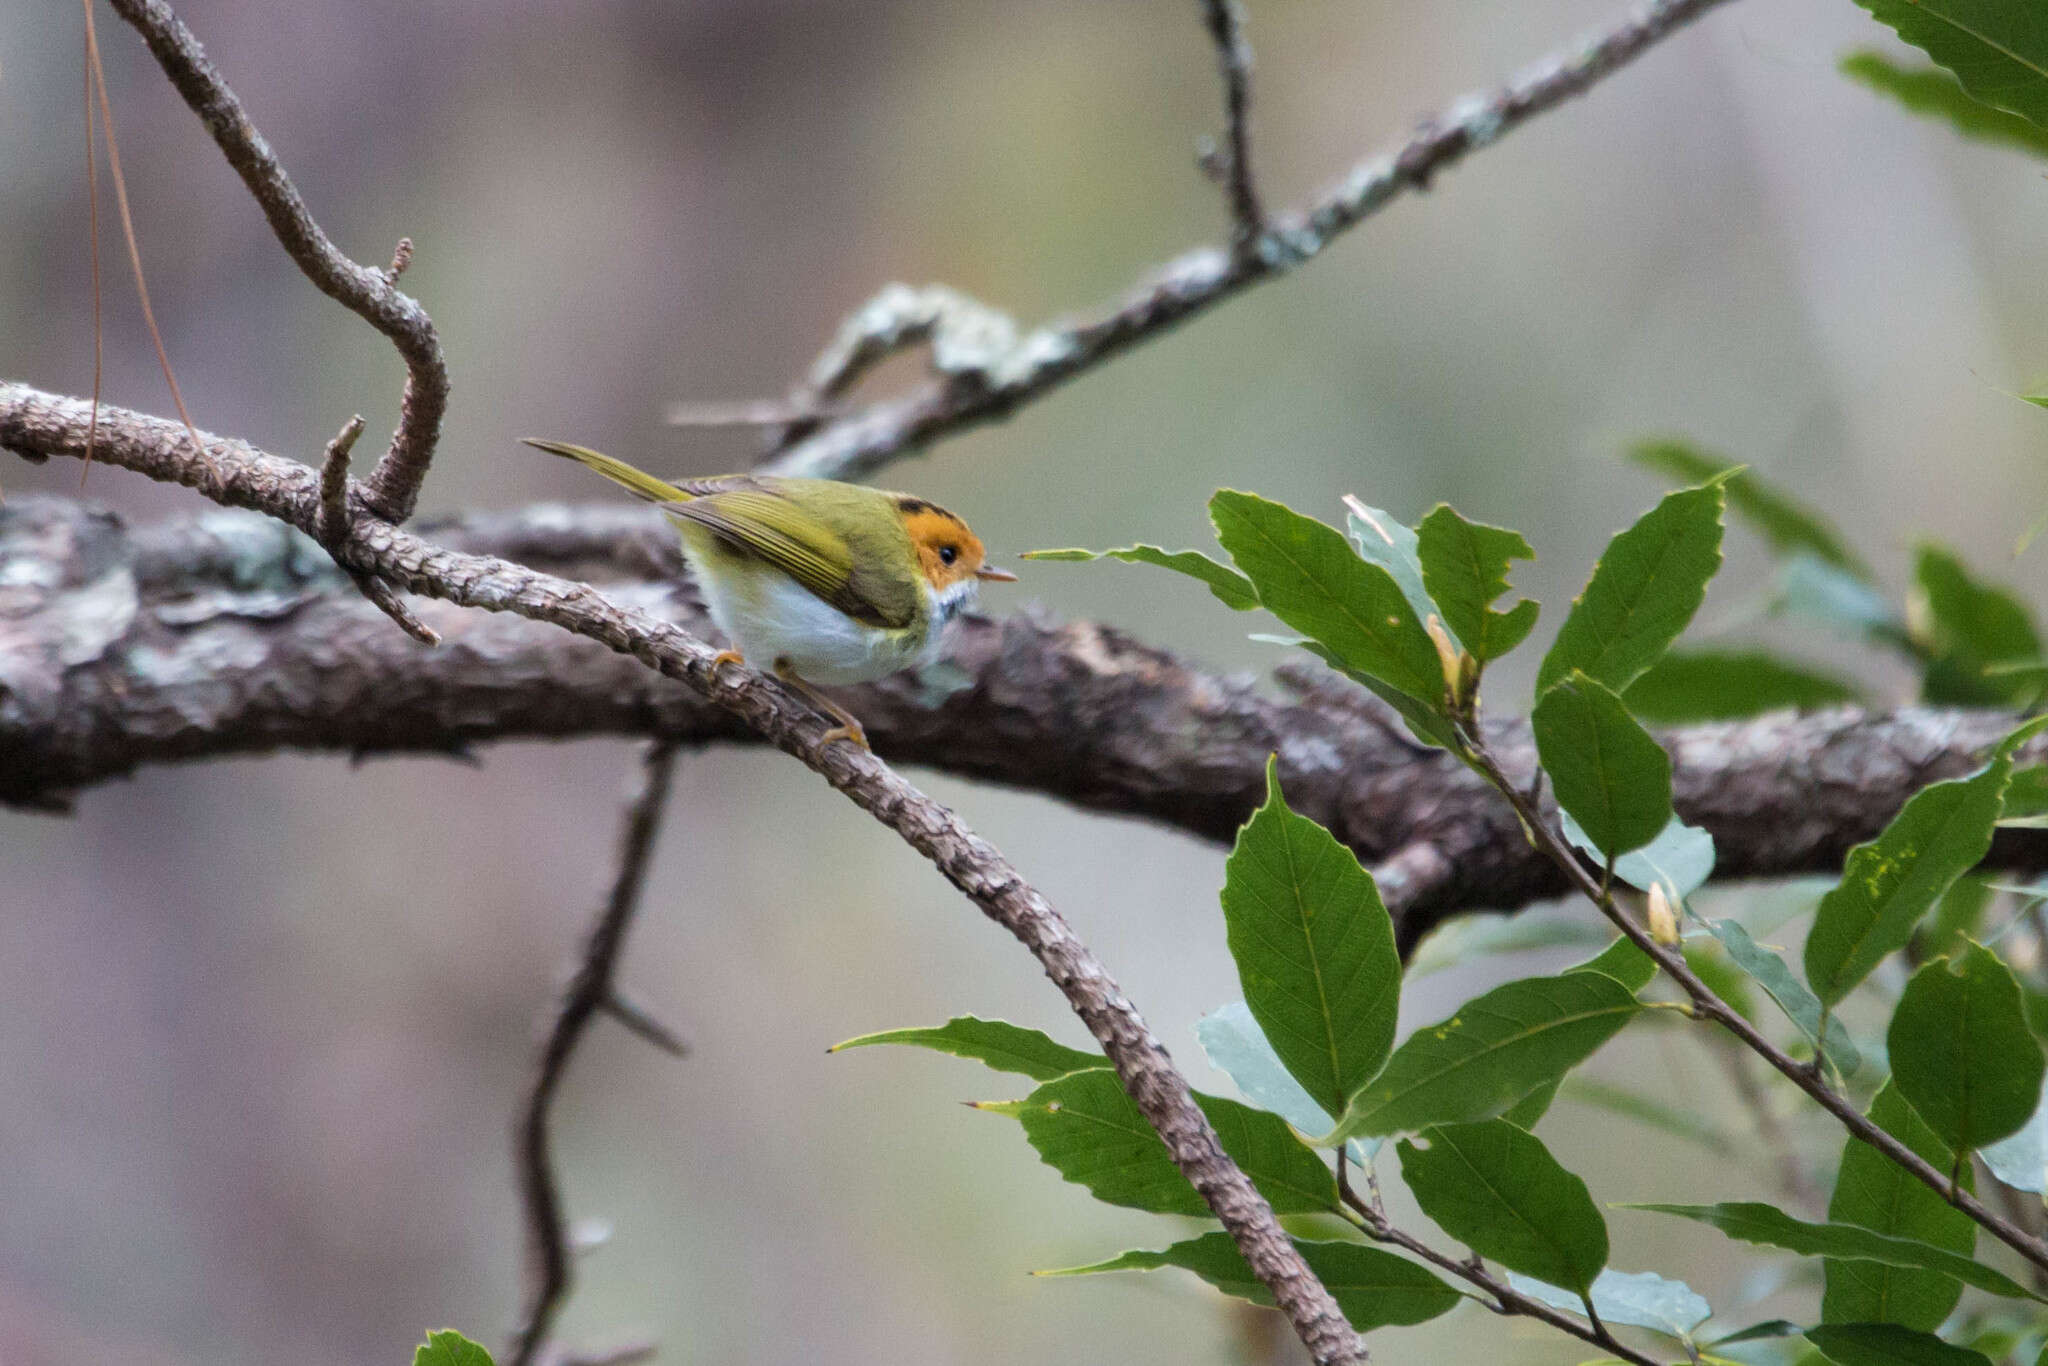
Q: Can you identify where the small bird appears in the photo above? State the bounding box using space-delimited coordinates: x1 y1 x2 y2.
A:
525 439 1016 748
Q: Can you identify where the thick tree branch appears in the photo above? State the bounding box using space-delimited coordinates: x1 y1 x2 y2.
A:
104 0 449 523
756 0 1739 482
8 461 2048 952
0 386 1366 1365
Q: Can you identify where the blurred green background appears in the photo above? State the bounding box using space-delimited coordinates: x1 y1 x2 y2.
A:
3 1 2046 1362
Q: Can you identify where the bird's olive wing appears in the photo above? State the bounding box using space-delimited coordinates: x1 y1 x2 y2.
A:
665 491 909 628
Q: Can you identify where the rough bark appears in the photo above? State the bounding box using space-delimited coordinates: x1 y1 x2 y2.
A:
8 492 2043 950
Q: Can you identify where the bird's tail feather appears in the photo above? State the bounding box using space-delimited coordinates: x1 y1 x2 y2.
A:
521 438 694 505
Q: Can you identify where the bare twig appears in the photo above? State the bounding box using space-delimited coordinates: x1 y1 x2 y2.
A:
0 392 1365 1365
761 0 1739 481
1461 732 2048 1275
316 415 363 547
511 743 682 1366
310 412 439 644
1198 0 1265 246
104 0 449 523
599 988 689 1058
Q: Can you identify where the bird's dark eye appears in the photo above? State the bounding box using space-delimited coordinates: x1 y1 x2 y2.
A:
938 545 958 565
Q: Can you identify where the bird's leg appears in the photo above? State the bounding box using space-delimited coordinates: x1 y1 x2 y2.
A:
772 661 870 751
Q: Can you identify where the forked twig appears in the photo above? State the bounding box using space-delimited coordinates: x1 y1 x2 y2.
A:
510 742 685 1366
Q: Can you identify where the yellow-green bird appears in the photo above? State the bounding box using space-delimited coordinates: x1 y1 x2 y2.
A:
525 439 1016 748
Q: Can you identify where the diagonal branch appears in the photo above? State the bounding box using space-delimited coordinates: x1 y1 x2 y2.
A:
1197 0 1265 246
511 742 681 1366
758 0 1739 481
0 387 1367 1365
104 0 449 524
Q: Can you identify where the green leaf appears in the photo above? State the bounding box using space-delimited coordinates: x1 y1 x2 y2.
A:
1037 1231 1462 1331
1501 1077 1562 1130
1623 1203 2043 1302
1981 1088 2048 1193
1537 483 1727 694
1269 633 1460 751
415 1332 495 1366
828 1016 1105 1081
1021 545 1258 610
1922 876 1996 962
1851 0 2048 129
1221 758 1402 1120
1336 970 1642 1138
1414 504 1539 663
1914 546 2043 705
1806 1322 1996 1366
1345 499 1445 644
1841 52 2048 157
1000 1068 1338 1216
1804 758 2013 1008
1568 935 1659 993
1561 811 1715 902
1629 440 1863 572
1399 1119 1609 1294
1534 671 1673 857
1212 490 1443 704
1824 1083 1976 1331
1623 649 1861 723
1504 1268 1713 1339
1703 918 1863 1080
1889 942 2046 1156
1778 553 1909 647
1196 1002 1335 1137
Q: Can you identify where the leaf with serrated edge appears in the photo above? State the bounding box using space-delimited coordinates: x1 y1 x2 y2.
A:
1506 1268 1712 1339
415 1331 495 1366
1841 52 2048 158
1806 1321 1996 1366
1002 1068 1337 1216
1534 671 1673 857
1213 489 1444 705
1888 942 2046 1156
1221 758 1402 1119
1804 758 2012 1008
1538 482 1726 694
1630 440 1863 573
1335 970 1641 1139
1623 1203 2042 1302
1399 1119 1609 1294
1415 503 1539 663
1824 1082 1975 1332
1851 0 2048 129
1038 1231 1462 1331
828 1015 1105 1081
1022 545 1257 610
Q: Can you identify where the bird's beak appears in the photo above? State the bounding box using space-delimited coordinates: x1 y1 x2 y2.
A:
975 564 1019 582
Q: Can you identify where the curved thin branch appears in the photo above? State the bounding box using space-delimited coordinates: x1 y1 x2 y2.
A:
104 0 449 523
758 0 1739 482
0 386 1366 1365
511 742 681 1366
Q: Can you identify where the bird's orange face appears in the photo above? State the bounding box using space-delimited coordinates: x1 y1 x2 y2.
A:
897 497 1016 592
